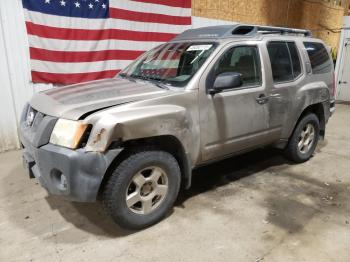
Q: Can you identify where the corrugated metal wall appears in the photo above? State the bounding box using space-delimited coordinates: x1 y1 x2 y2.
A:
0 0 51 152
0 0 233 152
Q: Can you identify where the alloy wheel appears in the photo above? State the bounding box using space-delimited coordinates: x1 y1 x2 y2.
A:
298 123 315 154
126 166 169 215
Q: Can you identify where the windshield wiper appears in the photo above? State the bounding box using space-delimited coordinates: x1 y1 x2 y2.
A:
130 74 169 90
118 73 136 82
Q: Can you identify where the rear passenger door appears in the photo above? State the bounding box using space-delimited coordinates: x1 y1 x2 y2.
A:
266 41 304 136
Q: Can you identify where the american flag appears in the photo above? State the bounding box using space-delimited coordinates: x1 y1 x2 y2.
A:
22 0 192 85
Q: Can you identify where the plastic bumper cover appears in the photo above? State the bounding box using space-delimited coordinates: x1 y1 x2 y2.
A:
20 134 122 202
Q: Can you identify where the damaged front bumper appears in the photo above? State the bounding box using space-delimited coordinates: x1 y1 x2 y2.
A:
21 142 121 202
19 107 121 202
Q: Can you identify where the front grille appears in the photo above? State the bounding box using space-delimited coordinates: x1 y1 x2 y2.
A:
20 106 58 148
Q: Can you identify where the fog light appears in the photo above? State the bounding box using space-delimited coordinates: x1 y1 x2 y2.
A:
51 168 67 191
60 174 67 190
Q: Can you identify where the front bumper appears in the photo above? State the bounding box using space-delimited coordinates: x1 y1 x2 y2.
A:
19 107 122 202
21 142 121 202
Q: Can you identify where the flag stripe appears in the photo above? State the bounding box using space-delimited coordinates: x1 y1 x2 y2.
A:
30 47 144 62
32 70 120 85
25 10 190 33
131 0 191 8
109 0 191 17
28 35 161 52
31 59 132 74
26 21 177 42
109 8 191 25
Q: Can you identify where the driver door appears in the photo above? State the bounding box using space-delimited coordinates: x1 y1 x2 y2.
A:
198 44 276 162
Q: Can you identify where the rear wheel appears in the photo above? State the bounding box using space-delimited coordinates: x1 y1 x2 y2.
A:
285 113 320 163
102 150 181 230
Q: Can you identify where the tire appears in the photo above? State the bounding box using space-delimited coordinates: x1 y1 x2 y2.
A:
102 150 181 230
285 113 320 163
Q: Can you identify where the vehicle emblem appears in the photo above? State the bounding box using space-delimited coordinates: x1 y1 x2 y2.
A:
26 111 35 126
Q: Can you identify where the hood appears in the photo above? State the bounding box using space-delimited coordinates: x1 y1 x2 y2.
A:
30 78 169 120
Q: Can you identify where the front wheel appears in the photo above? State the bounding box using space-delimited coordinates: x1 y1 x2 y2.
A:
285 113 320 163
102 150 181 230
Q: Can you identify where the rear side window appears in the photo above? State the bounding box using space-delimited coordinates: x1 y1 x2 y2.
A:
267 41 302 83
303 42 332 74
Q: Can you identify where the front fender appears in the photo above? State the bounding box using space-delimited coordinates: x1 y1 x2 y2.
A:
85 105 193 154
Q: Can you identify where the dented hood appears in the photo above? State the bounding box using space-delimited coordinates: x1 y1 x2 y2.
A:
30 78 169 120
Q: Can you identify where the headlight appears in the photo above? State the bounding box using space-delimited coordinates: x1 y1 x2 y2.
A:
50 119 89 149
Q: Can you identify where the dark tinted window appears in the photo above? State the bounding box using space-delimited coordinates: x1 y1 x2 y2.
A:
287 42 302 77
215 46 261 87
303 42 332 74
267 42 293 82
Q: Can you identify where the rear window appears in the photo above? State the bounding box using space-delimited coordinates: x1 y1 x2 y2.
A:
303 42 332 74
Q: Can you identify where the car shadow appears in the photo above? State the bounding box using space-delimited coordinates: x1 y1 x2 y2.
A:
176 147 294 206
44 196 134 238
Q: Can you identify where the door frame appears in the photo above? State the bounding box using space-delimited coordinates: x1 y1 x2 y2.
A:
336 39 350 101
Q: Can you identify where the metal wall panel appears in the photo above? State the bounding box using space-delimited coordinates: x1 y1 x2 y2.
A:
0 0 52 152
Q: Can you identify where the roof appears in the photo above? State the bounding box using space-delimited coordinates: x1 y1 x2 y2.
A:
173 24 312 41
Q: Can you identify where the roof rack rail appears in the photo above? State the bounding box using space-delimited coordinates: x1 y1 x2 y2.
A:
254 25 312 37
173 24 312 41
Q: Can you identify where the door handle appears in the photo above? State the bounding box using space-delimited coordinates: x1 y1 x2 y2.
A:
256 94 269 104
339 81 348 84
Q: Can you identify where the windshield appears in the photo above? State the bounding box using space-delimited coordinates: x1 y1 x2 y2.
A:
119 42 216 87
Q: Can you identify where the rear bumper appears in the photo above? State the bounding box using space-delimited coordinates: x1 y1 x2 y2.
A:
330 100 336 116
20 130 122 202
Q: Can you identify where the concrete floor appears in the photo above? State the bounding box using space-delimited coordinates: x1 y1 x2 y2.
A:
1 105 350 262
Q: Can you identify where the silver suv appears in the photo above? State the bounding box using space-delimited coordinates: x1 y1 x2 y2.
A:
20 24 336 229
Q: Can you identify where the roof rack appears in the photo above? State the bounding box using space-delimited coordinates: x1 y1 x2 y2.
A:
173 24 312 41
254 25 312 37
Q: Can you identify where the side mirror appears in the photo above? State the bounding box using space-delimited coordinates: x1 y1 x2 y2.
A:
209 72 243 95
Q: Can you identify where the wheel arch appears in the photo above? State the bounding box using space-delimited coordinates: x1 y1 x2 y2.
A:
97 135 192 199
290 102 326 140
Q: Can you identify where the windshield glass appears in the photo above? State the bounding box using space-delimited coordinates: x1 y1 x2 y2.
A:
119 42 216 87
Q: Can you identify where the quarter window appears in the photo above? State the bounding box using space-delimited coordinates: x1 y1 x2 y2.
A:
215 46 262 87
303 42 332 74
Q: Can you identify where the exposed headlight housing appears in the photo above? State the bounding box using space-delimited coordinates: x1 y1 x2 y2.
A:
50 119 90 149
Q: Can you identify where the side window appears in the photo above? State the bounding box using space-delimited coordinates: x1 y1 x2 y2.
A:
303 42 332 74
267 42 293 82
215 46 262 87
287 42 302 78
